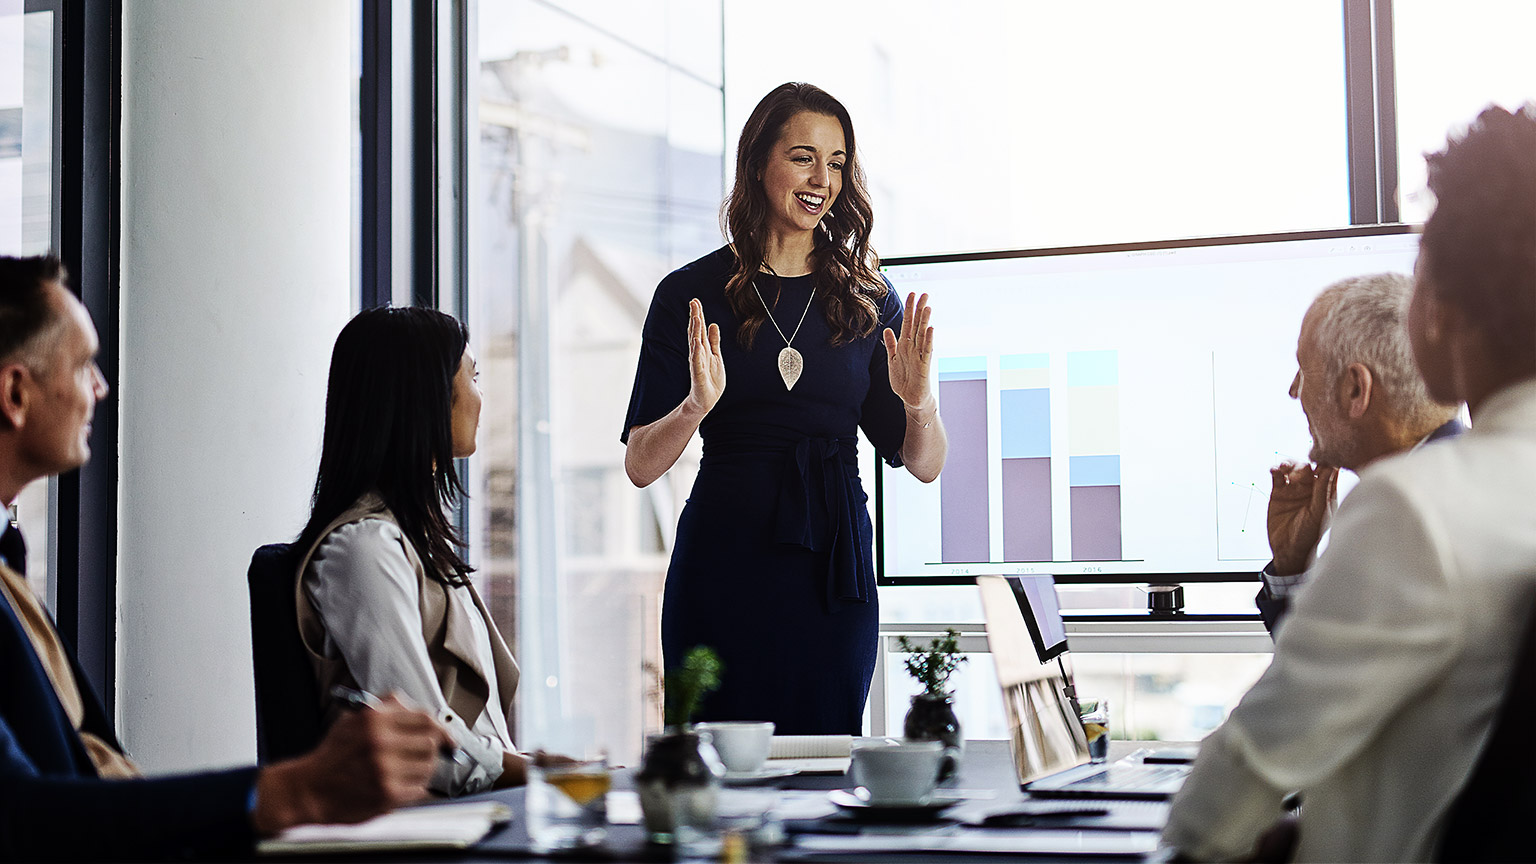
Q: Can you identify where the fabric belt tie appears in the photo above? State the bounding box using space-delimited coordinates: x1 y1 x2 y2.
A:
773 436 871 609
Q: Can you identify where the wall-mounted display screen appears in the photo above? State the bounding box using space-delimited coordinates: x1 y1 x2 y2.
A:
877 225 1419 584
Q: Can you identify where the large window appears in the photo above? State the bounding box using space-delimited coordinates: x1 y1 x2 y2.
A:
1393 1 1536 222
458 1 1536 756
471 0 724 764
725 1 1350 257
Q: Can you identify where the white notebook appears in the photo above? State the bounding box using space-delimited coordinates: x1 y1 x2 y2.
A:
767 734 852 774
257 801 511 855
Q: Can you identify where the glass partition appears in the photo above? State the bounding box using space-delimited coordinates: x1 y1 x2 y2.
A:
0 2 56 605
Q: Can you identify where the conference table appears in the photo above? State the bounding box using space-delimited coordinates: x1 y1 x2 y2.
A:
411 739 1172 863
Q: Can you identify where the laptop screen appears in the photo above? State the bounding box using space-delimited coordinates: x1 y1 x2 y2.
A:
1010 575 1068 661
978 575 1090 784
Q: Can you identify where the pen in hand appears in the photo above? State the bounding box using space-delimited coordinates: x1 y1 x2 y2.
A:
331 685 473 769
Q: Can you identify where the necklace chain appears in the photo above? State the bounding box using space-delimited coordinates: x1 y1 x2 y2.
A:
752 279 816 347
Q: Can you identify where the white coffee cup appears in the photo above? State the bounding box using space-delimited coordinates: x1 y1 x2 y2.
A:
850 739 943 805
695 721 775 774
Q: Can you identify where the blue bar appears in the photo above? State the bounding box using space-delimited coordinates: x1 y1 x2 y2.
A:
1002 353 1049 370
1001 388 1050 459
1067 350 1118 387
1069 454 1120 486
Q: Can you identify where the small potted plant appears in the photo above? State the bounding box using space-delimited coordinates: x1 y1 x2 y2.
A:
635 646 726 845
897 628 967 779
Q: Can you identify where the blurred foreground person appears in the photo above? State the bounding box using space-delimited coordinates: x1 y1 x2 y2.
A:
0 255 448 861
1163 104 1536 861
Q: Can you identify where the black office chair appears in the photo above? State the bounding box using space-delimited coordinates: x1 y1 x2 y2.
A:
1438 597 1536 862
246 542 325 764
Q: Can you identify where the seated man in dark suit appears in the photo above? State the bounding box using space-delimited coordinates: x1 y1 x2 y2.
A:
0 254 452 860
1257 272 1463 633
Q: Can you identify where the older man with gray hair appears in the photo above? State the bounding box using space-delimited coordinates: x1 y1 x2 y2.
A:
1257 271 1464 633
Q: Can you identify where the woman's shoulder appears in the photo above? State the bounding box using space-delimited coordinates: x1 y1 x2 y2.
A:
656 245 736 298
315 516 409 562
872 276 902 325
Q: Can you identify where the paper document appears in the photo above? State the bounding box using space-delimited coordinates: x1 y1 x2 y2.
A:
769 734 852 774
793 828 1161 856
257 801 511 855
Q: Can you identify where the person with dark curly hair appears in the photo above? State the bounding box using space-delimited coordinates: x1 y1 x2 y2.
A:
622 83 948 734
1162 103 1536 862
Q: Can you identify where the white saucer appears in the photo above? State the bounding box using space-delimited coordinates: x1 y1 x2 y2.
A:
721 764 801 785
827 788 962 819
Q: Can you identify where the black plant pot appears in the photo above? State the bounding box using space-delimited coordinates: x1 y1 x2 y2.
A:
634 729 724 845
903 693 963 780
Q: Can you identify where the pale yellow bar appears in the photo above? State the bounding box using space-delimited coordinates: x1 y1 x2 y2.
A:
1068 386 1120 454
1000 368 1050 390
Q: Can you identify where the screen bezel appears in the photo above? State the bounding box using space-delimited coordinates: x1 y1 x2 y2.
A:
873 223 1419 587
1008 576 1069 662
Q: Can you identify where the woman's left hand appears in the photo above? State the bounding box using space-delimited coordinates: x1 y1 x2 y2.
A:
883 291 935 410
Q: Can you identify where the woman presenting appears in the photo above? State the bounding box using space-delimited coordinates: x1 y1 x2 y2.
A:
622 82 947 734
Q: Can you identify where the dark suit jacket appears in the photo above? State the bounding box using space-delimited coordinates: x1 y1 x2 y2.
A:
1255 417 1467 636
0 586 259 861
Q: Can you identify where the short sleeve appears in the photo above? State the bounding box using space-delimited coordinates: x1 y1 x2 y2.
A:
860 282 907 468
621 274 692 443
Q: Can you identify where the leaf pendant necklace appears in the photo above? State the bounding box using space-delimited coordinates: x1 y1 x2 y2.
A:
753 279 816 391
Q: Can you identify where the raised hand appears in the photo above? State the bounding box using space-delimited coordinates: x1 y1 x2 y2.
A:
883 292 935 410
684 298 725 416
1267 461 1339 576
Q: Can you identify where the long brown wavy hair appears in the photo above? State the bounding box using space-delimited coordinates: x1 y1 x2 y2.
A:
724 82 886 349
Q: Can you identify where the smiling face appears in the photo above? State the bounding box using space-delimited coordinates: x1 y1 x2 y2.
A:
758 111 846 245
449 346 482 459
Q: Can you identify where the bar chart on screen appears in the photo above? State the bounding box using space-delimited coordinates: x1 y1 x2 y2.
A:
937 356 990 564
930 349 1132 572
877 226 1421 583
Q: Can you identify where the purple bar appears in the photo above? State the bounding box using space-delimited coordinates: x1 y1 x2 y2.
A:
940 378 990 563
1070 485 1122 561
1003 457 1052 561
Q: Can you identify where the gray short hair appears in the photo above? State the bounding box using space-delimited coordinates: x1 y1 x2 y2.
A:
1309 272 1452 430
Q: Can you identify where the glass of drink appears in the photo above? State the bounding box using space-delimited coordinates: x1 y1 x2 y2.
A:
526 758 611 853
1078 698 1110 763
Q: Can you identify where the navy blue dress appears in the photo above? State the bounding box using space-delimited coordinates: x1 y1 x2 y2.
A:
622 246 908 734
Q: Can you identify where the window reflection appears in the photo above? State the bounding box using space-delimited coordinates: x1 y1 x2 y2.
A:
886 651 1270 743
473 0 723 765
1 6 55 604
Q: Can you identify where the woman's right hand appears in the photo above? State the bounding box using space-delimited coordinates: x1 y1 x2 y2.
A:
684 298 725 416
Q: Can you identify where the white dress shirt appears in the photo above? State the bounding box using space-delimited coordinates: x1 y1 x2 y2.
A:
304 518 514 795
1165 378 1536 862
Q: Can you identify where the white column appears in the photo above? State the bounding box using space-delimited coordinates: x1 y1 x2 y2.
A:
118 1 353 771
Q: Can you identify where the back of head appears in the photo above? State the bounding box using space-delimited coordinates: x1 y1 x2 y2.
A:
0 255 66 372
1309 272 1456 433
302 305 472 584
1420 103 1536 378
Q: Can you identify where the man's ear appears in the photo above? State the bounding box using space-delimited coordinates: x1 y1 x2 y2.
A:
1342 362 1374 420
0 364 30 431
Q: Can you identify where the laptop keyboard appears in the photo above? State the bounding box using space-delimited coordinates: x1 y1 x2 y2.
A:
1068 765 1187 791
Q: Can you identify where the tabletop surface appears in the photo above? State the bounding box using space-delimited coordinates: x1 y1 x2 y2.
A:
275 739 1178 862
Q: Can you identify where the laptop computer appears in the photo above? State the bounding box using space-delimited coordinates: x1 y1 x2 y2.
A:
977 574 1190 801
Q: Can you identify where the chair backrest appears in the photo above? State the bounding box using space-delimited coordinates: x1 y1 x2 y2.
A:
1438 597 1536 862
246 542 324 764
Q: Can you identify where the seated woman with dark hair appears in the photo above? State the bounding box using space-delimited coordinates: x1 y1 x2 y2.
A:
294 306 526 795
